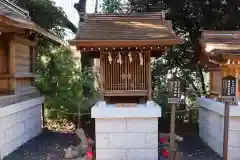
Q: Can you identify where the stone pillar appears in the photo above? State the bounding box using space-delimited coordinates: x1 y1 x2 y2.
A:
91 101 161 160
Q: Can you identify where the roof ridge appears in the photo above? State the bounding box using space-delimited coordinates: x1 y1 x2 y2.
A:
87 12 166 21
88 12 165 15
1 0 30 18
203 30 240 35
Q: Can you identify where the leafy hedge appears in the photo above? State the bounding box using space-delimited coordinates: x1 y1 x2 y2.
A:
36 44 99 122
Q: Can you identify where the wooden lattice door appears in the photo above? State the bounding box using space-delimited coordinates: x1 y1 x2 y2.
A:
102 51 149 96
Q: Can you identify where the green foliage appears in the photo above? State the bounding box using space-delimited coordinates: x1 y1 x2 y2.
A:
11 0 77 36
101 0 123 13
36 45 99 120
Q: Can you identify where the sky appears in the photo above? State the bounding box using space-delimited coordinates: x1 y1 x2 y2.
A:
53 0 99 39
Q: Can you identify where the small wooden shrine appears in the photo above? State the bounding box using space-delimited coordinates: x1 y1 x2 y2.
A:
197 30 240 160
198 30 240 101
69 12 182 105
70 6 182 159
0 0 62 99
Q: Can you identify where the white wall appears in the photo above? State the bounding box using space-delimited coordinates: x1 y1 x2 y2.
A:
198 97 240 160
0 97 43 159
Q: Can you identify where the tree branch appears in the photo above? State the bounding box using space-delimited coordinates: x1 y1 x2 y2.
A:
183 71 201 97
64 19 77 34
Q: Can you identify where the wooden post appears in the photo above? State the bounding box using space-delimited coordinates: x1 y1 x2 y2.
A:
77 102 81 129
221 75 236 160
9 40 16 94
236 69 239 102
42 103 45 127
210 72 213 91
223 101 230 160
30 46 37 73
169 104 176 160
148 53 152 100
32 36 39 74
100 53 104 100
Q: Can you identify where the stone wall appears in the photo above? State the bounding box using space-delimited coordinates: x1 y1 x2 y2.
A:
199 107 224 156
198 97 240 160
0 97 43 159
95 118 159 160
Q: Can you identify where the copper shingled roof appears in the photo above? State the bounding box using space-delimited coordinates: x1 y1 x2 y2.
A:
0 0 63 44
0 0 30 19
198 30 240 70
202 30 240 43
70 12 182 47
201 30 240 55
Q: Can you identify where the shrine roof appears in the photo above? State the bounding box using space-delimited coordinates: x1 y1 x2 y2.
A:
0 0 29 20
200 30 240 56
197 30 240 70
0 0 63 44
69 12 182 47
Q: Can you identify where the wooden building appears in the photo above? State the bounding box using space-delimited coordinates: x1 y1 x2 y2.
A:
69 6 182 159
69 12 182 104
0 0 62 158
197 30 240 159
0 0 62 98
199 30 240 100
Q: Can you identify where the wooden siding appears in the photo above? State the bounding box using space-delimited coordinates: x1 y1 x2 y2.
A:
211 71 222 94
15 42 31 73
16 78 34 93
208 70 222 101
0 34 36 96
0 35 9 93
14 42 35 93
0 35 8 74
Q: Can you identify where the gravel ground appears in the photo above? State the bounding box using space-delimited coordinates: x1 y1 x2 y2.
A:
4 130 222 160
178 135 223 160
3 130 78 160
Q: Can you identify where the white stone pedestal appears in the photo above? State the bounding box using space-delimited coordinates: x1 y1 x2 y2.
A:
197 97 240 160
0 97 43 159
91 101 161 160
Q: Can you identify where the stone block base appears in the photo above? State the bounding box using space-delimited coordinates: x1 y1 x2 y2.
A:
95 118 159 160
0 97 44 159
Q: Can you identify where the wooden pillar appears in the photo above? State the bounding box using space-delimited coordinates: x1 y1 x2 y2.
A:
100 53 104 100
147 52 152 100
30 46 36 73
209 72 213 91
223 67 228 77
30 45 37 87
9 40 16 94
236 69 239 101
30 35 39 74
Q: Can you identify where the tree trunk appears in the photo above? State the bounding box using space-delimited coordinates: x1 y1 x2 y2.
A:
81 53 94 98
95 0 98 13
194 39 206 96
183 71 201 97
196 63 206 95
